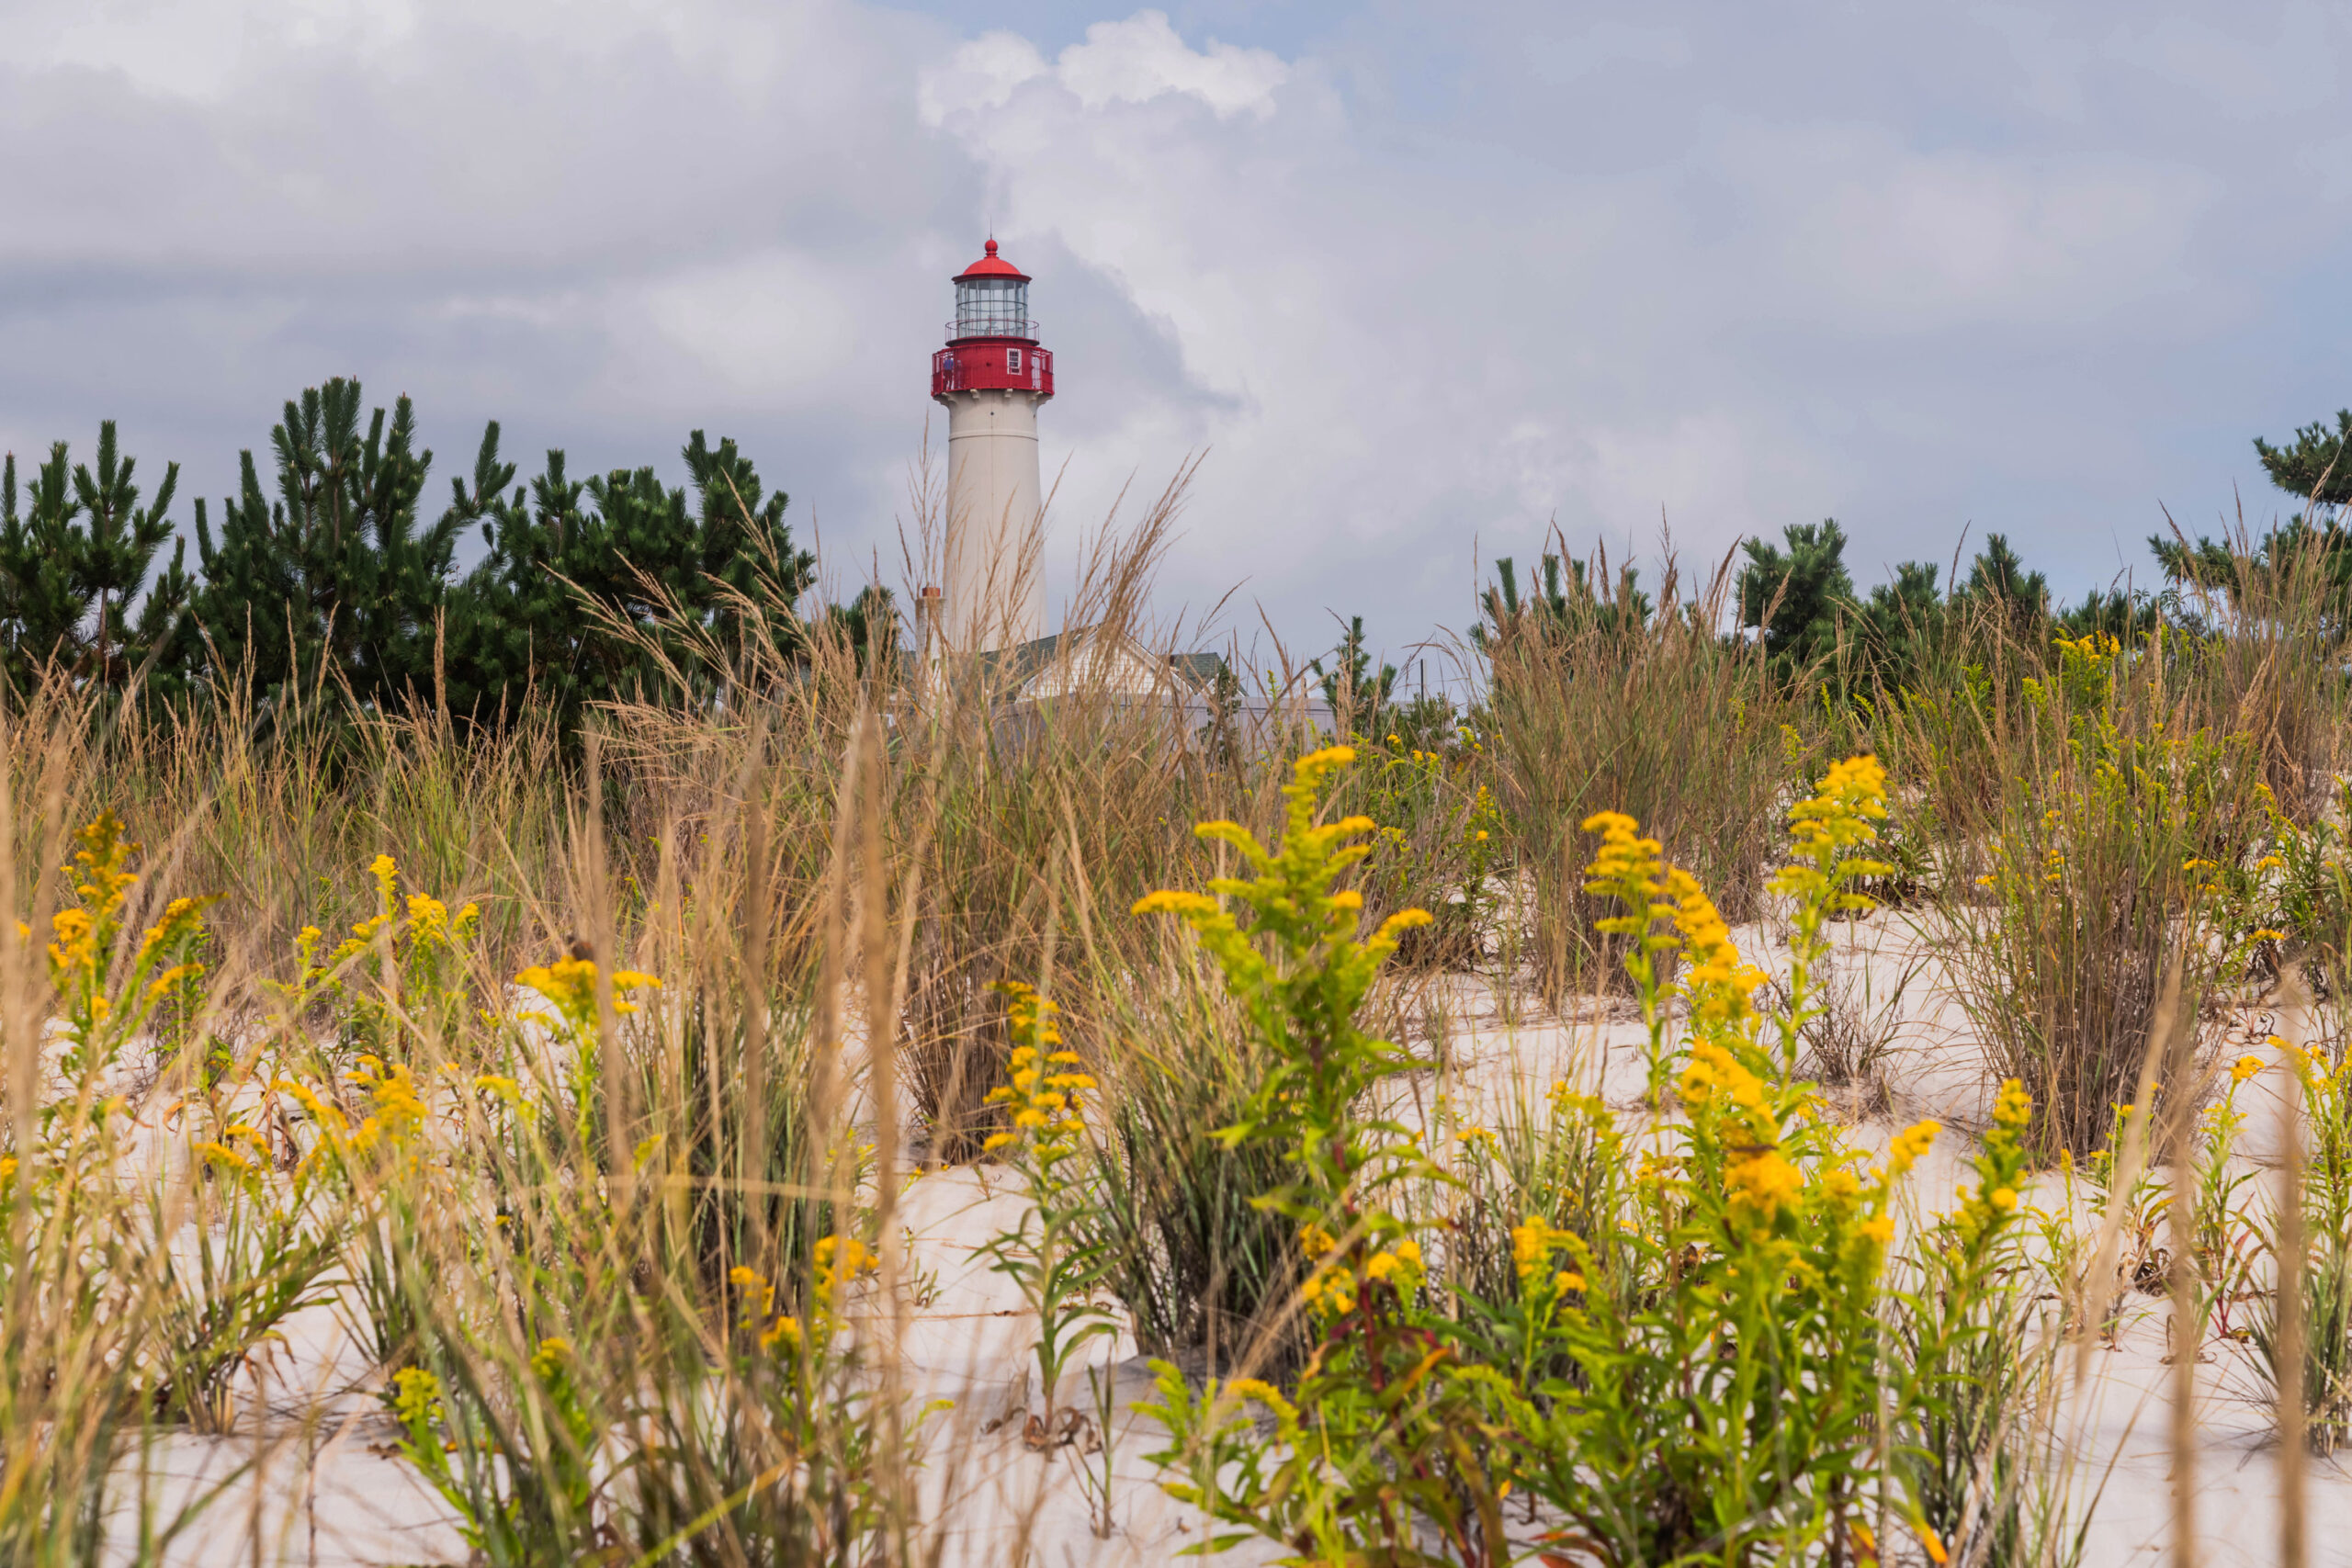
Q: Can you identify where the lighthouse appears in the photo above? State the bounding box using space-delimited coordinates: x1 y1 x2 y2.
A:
931 239 1054 652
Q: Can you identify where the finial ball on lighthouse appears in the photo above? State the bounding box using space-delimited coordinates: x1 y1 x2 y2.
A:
931 240 1054 653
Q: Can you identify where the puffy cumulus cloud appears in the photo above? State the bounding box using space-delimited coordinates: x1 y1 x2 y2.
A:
922 11 1284 119
4 0 2352 657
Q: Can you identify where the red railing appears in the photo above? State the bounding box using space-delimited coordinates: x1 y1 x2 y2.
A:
944 318 1039 341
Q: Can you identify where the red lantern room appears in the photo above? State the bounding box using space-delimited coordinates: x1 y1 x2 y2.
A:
932 240 1055 401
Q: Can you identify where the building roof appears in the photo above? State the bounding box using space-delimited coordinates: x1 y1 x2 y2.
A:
990 630 1226 692
955 239 1030 284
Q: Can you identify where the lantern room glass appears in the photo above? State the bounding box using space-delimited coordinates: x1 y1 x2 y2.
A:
956 276 1031 338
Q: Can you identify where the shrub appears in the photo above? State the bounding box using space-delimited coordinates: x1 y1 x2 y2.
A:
1483 551 1799 1004
1929 629 2270 1156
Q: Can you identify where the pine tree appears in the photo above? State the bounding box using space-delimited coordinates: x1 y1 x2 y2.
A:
822 584 899 675
1476 548 1652 650
440 427 818 732
1736 520 1856 671
2255 409 2352 509
1312 615 1396 738
187 379 468 712
2149 409 2352 616
1951 533 2049 639
1849 559 1945 690
0 423 187 694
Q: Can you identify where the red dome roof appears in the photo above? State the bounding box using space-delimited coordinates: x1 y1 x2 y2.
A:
955 238 1030 283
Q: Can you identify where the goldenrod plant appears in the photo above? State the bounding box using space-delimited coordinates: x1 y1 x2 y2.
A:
1137 747 1512 1566
1133 751 2048 1568
1511 765 1973 1565
390 1337 604 1567
44 811 211 1093
977 981 1122 1434
2189 1056 2267 1340
277 851 481 1071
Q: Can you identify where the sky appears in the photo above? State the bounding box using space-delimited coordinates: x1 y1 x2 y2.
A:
4 1 2350 671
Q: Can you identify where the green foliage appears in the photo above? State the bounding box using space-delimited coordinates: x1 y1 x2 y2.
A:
190 378 461 713
0 380 835 737
1847 558 1944 688
1311 615 1397 738
2255 407 2352 508
1134 749 2045 1568
1951 533 2050 634
1736 518 1857 672
977 983 1122 1427
0 424 190 694
2150 517 2352 626
1475 547 1651 650
443 428 818 732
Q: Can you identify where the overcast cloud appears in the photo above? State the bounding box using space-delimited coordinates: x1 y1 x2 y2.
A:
3 0 2348 663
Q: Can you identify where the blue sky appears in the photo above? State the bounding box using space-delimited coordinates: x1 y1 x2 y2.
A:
4 1 2348 671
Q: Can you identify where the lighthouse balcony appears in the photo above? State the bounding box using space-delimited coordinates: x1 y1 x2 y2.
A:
933 343 1055 399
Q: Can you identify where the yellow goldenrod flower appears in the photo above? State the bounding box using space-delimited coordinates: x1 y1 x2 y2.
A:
391 1366 442 1429
1887 1120 1940 1178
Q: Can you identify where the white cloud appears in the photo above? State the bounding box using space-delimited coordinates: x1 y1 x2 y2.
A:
0 0 2346 653
1055 11 1288 118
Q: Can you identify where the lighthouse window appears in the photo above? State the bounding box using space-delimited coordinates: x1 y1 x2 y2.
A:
1006 348 1023 373
956 276 1030 337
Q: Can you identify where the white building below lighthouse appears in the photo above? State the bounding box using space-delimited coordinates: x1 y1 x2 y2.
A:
930 240 1053 653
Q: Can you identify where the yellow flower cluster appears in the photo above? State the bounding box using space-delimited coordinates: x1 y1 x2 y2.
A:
2056 629 2121 660
1884 1119 1940 1179
48 814 142 988
733 1235 877 1359
530 1336 573 1382
39 814 217 1072
1297 1224 1422 1318
391 1365 444 1431
1580 811 1671 949
345 1055 428 1154
1679 1040 1811 1226
1724 1148 1803 1221
1667 867 1764 1028
68 811 137 921
729 1264 804 1354
325 854 404 967
1678 1040 1770 1133
1768 753 1893 914
1134 747 1431 1010
982 983 1092 1161
1950 1079 2032 1250
139 897 212 1003
1510 1213 1582 1295
814 1235 874 1324
514 955 662 1034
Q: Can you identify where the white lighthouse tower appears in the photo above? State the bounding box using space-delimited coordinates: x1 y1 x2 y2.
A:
931 239 1054 652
